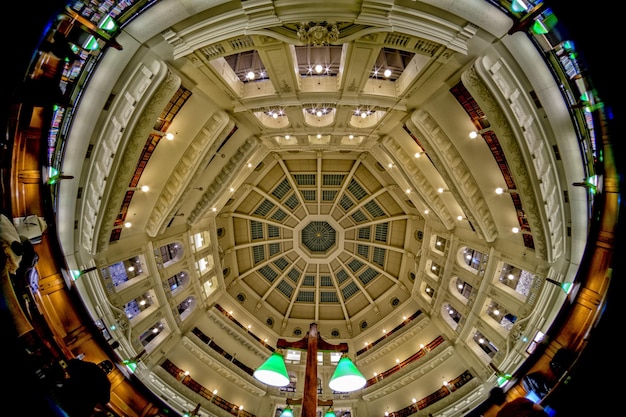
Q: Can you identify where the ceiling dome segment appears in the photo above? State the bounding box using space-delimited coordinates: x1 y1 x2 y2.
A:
218 151 419 335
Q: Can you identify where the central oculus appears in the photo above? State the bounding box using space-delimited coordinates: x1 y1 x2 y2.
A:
301 221 337 253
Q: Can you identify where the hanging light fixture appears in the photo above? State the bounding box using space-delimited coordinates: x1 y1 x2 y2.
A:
279 406 294 417
253 350 290 387
328 355 366 392
324 407 336 417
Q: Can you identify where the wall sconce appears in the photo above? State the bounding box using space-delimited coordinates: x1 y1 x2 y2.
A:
545 278 574 294
129 185 149 192
155 130 176 140
70 266 98 280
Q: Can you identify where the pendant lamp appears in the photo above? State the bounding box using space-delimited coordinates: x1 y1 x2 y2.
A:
328 355 366 392
253 350 290 387
279 406 294 417
324 407 336 417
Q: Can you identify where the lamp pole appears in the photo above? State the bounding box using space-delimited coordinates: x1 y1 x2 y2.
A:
276 323 347 417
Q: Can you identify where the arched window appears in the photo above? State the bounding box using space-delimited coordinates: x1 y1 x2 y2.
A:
454 277 473 300
441 302 462 330
458 246 487 274
156 241 185 269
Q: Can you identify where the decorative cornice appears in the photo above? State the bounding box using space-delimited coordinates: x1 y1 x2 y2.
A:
296 22 340 46
407 109 498 242
462 65 548 260
362 344 454 401
145 111 236 237
181 335 266 396
357 316 430 365
95 62 181 253
381 135 455 230
186 136 258 226
206 308 268 359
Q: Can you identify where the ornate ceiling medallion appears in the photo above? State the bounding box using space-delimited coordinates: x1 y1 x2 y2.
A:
297 21 340 46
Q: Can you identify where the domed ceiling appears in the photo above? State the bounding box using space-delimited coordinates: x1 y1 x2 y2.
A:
217 151 422 336
46 0 598 415
56 0 587 341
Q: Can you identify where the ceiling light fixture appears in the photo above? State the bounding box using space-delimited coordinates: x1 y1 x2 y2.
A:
279 406 294 417
253 323 365 415
253 350 290 387
328 354 366 392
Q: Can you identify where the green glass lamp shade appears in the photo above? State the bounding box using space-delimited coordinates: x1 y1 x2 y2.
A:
324 408 336 417
328 356 366 392
279 406 294 417
561 282 573 294
253 351 290 387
